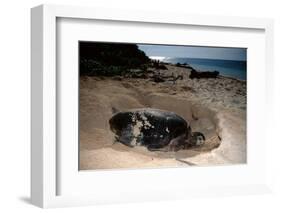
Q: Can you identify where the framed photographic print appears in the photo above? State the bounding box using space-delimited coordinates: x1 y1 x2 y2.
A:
31 4 274 208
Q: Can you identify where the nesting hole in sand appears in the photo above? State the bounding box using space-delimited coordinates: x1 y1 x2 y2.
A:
80 86 221 160
78 52 250 170
116 95 222 159
79 77 224 169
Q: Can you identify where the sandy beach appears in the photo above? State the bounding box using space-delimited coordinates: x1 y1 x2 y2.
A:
79 64 246 170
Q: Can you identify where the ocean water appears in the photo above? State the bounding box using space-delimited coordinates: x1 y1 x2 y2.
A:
164 58 247 80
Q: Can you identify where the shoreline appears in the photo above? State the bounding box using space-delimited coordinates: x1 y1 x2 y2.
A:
168 62 246 82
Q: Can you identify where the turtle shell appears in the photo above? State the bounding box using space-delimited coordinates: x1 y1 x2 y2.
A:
109 108 191 150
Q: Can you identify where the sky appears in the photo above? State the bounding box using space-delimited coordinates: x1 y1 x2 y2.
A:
138 44 246 61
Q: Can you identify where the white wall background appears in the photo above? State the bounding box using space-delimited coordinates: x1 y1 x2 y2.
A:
0 0 280 212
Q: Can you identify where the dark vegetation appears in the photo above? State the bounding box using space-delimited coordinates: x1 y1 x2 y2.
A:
80 42 150 76
79 42 172 78
79 42 219 82
152 60 168 70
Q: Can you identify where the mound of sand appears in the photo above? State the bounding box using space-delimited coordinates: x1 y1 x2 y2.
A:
79 65 246 170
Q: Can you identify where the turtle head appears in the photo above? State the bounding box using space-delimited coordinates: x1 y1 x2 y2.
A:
189 132 205 146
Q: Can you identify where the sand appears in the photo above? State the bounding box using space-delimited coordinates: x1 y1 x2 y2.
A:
79 65 246 170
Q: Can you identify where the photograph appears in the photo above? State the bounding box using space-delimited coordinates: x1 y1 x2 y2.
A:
79 41 247 170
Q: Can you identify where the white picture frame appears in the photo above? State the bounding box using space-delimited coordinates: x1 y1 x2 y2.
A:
31 4 274 208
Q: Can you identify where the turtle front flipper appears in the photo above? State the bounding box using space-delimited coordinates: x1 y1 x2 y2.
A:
146 136 170 152
147 144 168 152
115 125 136 147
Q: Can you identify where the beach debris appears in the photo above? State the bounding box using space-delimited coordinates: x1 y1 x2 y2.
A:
151 72 183 84
189 70 220 79
152 75 165 83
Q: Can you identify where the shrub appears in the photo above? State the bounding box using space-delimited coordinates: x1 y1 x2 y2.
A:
79 42 150 76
